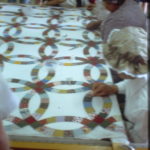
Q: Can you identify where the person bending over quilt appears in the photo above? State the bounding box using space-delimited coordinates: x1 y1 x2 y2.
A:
92 27 148 144
87 0 147 42
0 73 19 150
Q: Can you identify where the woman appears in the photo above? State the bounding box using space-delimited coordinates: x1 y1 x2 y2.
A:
87 0 147 42
92 27 148 143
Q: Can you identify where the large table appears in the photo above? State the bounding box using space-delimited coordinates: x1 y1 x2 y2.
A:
0 3 131 150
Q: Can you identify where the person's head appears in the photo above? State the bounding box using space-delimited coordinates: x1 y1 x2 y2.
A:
103 26 147 79
102 0 125 12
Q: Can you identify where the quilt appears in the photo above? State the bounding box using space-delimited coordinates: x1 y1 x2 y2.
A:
0 3 128 145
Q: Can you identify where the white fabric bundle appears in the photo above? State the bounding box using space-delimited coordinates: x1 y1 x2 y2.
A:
103 26 147 77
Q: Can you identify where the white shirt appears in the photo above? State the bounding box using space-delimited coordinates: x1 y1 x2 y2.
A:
116 77 148 143
0 74 18 120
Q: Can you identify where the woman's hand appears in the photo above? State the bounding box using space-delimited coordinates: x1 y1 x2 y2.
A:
92 82 118 97
87 3 95 11
86 21 101 30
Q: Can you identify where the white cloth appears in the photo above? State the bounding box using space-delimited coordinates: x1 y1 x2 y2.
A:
101 0 147 42
116 77 148 143
103 27 148 76
0 74 18 120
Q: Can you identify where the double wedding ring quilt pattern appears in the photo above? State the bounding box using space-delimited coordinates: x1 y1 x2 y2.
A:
0 3 127 142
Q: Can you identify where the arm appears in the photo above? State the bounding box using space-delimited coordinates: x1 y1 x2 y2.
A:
92 82 118 97
43 0 65 6
92 79 129 97
87 3 96 10
86 20 102 30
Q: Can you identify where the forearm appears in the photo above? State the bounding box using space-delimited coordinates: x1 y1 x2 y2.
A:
86 20 102 30
93 20 101 26
92 82 118 97
46 0 65 5
108 84 118 95
87 3 95 10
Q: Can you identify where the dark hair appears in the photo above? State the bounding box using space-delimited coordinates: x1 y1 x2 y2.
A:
103 0 125 6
